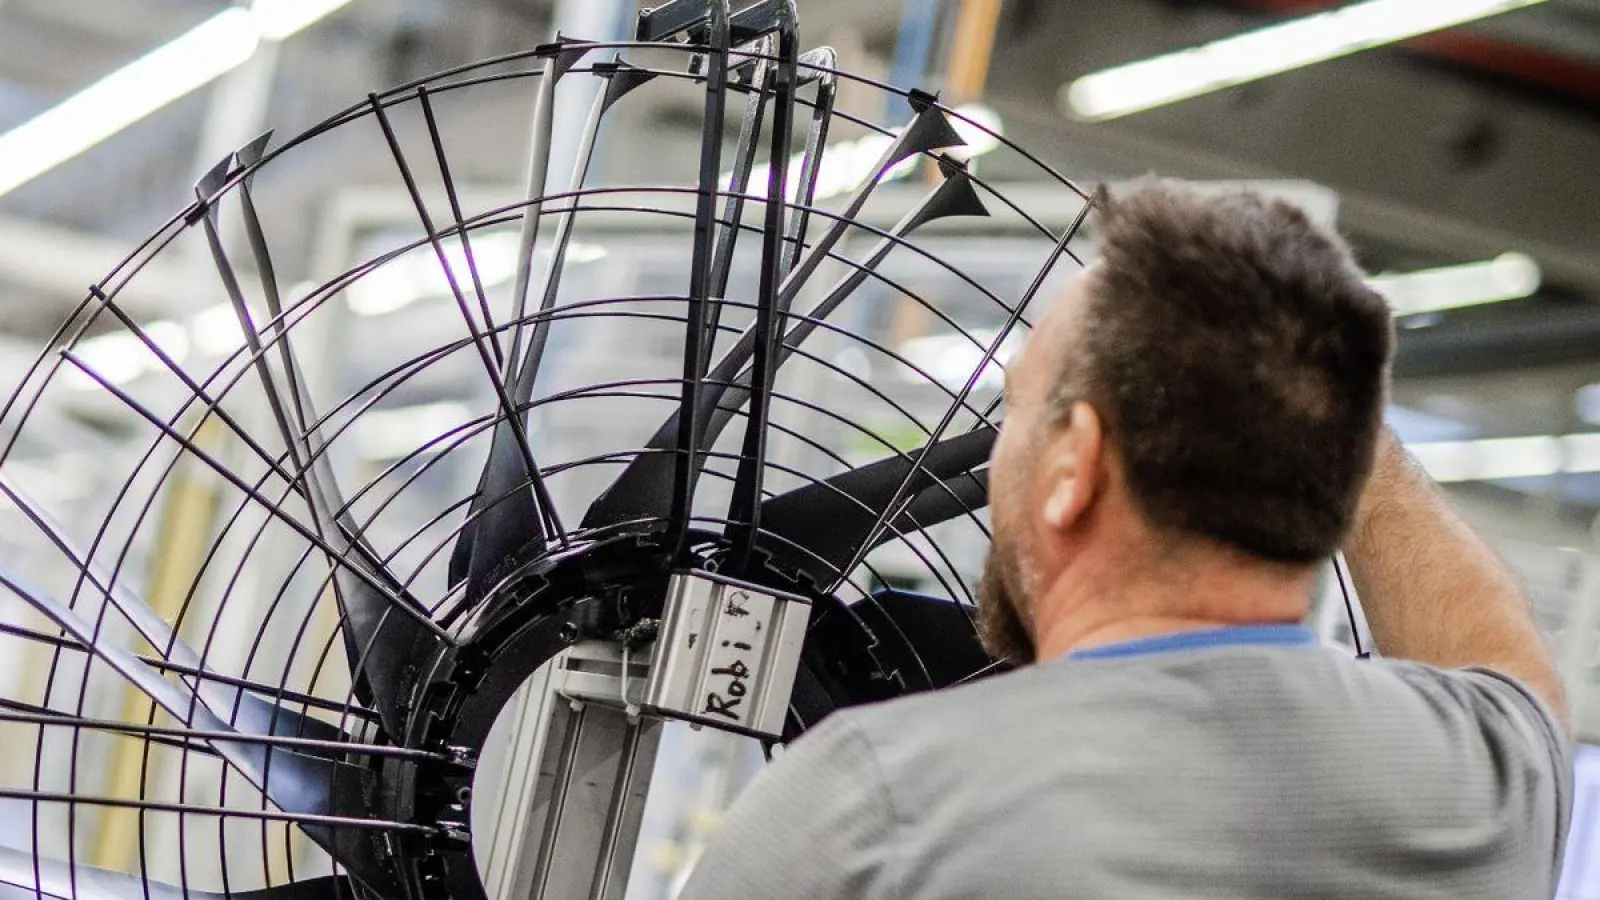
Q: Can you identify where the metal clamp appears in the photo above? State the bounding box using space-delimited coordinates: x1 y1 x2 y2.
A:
641 570 810 739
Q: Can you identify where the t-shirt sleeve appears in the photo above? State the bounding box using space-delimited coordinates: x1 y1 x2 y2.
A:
676 712 898 900
1402 664 1574 886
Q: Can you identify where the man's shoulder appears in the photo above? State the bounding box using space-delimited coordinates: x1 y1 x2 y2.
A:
815 661 1069 764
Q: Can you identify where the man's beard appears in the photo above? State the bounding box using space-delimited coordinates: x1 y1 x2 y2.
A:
976 540 1037 665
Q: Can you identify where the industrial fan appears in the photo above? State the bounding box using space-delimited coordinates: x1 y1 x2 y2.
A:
0 1 1091 897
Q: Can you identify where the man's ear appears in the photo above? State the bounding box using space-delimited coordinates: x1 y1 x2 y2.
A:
1040 401 1104 532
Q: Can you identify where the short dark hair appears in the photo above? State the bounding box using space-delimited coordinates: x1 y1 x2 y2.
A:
1065 179 1393 564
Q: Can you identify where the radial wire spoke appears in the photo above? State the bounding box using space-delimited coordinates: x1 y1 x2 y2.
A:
0 620 377 723
0 709 442 762
781 47 837 273
418 86 507 370
698 37 775 357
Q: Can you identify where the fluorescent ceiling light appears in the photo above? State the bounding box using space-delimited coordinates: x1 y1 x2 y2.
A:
1368 252 1540 316
1062 0 1550 121
1407 433 1600 483
0 0 356 199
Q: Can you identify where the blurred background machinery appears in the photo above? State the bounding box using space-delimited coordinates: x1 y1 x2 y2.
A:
0 0 1597 897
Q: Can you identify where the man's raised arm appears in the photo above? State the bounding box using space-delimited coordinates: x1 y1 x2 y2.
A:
1344 429 1569 729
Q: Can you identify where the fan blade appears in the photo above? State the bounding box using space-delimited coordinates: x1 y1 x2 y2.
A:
662 0 735 555
503 41 594 375
724 4 800 571
757 427 994 585
783 589 999 740
440 44 601 595
447 62 653 608
731 118 980 394
782 47 837 273
581 166 988 531
232 133 361 543
162 141 355 746
517 59 656 395
0 565 400 894
774 95 960 304
0 847 348 900
197 155 447 740
886 467 988 537
695 41 775 358
852 589 997 692
0 475 345 748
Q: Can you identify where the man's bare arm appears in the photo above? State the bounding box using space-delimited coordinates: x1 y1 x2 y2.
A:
1344 429 1570 729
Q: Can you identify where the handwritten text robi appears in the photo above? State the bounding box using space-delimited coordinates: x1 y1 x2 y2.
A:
702 589 768 723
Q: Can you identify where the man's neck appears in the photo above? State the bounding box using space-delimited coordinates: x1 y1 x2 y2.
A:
1030 551 1314 662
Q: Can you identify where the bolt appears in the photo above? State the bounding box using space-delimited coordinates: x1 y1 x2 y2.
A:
559 621 580 644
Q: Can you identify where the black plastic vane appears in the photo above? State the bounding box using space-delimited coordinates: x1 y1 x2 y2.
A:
756 427 993 585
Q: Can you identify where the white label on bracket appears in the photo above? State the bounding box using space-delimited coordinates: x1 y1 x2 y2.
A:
696 587 776 727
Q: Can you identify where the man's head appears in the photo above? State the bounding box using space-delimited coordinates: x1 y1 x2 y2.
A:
978 179 1394 663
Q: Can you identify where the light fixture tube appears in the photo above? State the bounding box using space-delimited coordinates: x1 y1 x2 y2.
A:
1369 252 1541 315
1062 0 1550 121
0 0 356 199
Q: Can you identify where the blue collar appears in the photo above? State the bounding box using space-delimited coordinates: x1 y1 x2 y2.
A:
1068 624 1319 661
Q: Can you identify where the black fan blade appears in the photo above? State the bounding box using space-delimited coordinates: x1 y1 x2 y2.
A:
855 589 997 692
782 47 837 273
503 41 595 373
0 565 399 895
0 847 349 900
447 60 652 609
698 41 777 353
785 589 1001 740
195 155 446 743
581 167 988 531
886 467 988 537
757 427 994 585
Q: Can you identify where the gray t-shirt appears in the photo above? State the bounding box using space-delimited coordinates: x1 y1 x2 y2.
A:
679 626 1572 900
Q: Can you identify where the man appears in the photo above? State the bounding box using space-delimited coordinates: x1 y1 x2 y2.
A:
679 180 1573 899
